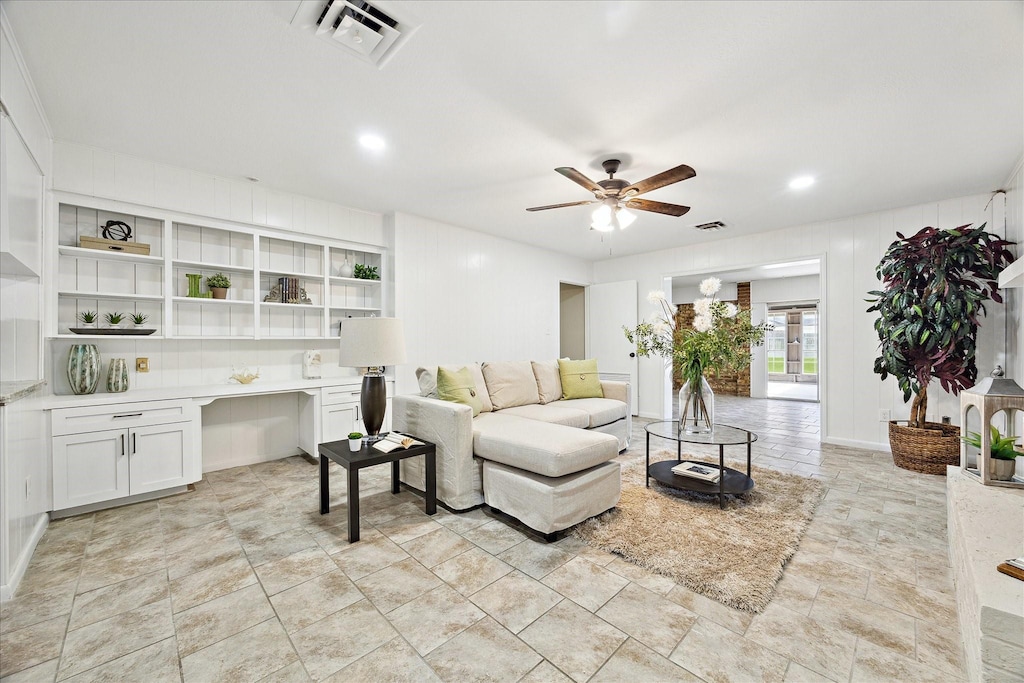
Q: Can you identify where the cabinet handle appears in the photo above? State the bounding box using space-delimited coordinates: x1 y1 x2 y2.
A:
113 413 142 419
120 433 125 455
132 432 136 454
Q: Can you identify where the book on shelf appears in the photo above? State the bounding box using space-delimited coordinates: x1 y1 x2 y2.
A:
671 461 721 483
372 432 424 454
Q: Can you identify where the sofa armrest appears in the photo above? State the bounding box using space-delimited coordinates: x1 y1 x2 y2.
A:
600 380 629 410
392 394 482 510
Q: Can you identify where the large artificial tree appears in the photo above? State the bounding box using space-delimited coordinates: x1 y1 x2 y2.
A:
867 223 1014 429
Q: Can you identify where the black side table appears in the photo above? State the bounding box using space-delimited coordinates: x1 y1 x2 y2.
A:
319 436 436 543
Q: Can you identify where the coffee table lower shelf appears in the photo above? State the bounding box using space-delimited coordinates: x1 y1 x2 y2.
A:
647 460 755 509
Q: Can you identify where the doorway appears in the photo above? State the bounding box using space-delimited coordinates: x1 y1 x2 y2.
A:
766 303 819 401
559 283 586 360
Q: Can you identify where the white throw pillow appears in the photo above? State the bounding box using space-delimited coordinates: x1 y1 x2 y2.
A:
482 361 541 410
531 360 563 405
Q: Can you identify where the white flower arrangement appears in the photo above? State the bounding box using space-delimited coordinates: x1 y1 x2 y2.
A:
699 277 722 297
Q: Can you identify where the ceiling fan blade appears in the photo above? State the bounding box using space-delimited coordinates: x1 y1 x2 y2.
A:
526 200 598 212
555 167 606 196
622 164 696 197
624 198 691 217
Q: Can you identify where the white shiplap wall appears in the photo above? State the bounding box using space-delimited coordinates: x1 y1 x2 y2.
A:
392 212 592 396
594 193 1007 451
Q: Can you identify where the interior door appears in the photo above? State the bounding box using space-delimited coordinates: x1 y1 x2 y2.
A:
587 280 638 413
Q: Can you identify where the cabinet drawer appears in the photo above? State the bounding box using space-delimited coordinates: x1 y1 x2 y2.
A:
51 399 198 436
321 381 393 406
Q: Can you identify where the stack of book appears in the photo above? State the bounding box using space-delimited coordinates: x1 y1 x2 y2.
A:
671 461 721 483
278 276 300 304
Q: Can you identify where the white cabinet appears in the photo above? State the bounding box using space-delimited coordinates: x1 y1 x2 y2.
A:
51 400 200 511
320 382 393 443
1 114 43 277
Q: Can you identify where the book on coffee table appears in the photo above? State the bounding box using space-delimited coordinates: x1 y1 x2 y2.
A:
671 461 721 483
372 432 424 454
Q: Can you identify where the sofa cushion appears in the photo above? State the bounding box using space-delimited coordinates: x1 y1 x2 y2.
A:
437 366 483 417
417 364 493 412
558 358 604 400
498 403 589 429
482 361 540 410
531 360 563 404
559 397 628 429
472 413 618 477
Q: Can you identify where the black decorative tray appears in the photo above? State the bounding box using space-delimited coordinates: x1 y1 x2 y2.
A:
70 328 157 336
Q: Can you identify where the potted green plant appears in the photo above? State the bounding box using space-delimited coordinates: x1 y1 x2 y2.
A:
206 273 231 299
348 431 363 452
353 264 379 280
78 310 98 328
867 223 1013 474
130 312 149 328
104 311 126 328
963 425 1021 481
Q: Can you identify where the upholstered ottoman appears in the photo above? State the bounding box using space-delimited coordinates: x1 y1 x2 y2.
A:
482 460 621 538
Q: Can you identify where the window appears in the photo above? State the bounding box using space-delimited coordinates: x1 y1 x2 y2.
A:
802 311 818 374
766 313 787 374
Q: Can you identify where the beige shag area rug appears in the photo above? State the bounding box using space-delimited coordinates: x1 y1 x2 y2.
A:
571 451 824 613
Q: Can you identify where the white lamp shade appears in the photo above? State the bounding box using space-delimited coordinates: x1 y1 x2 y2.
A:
338 317 407 367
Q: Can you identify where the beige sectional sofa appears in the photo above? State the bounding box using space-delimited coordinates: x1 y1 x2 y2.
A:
393 360 630 536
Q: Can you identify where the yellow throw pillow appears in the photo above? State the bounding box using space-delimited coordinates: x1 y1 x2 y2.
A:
558 358 604 400
437 366 483 417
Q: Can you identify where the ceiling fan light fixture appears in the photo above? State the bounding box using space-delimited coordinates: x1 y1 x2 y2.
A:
617 208 636 229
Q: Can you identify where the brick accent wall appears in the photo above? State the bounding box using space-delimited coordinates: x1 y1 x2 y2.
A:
672 282 752 397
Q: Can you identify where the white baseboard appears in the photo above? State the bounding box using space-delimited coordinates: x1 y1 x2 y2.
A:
50 486 191 519
822 436 891 453
0 513 48 602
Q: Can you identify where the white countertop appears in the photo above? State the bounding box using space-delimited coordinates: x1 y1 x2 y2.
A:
0 380 46 406
44 377 366 410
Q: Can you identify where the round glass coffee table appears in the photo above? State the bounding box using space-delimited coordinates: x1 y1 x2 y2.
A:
644 421 758 509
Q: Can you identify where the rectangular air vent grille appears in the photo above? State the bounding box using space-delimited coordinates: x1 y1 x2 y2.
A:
292 0 419 68
694 221 726 231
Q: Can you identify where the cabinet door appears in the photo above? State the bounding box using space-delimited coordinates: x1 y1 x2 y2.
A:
129 421 197 495
53 430 129 510
322 402 359 444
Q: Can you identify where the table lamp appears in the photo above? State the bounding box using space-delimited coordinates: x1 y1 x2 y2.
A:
338 317 406 442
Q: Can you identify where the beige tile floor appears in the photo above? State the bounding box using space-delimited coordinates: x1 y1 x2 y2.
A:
0 397 964 682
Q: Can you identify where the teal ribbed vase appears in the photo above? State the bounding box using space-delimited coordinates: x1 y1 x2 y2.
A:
107 358 129 393
67 344 100 395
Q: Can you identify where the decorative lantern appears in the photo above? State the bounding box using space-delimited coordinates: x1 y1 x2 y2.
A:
959 366 1024 487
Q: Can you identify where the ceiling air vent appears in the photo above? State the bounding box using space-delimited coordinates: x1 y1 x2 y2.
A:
290 0 419 68
694 221 726 232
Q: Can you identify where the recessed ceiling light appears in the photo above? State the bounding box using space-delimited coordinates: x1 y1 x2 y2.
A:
359 134 386 151
789 175 815 190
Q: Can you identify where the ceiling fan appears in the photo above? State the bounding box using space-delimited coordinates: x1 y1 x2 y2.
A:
526 159 695 232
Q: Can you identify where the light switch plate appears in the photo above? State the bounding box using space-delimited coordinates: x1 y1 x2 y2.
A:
136 358 149 372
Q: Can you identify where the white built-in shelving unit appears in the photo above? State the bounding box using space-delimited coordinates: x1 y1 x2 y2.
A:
51 194 386 340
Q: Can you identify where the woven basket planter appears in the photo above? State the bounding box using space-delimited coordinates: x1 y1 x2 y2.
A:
888 420 961 475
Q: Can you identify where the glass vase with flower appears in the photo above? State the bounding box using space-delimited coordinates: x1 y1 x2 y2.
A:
624 277 771 436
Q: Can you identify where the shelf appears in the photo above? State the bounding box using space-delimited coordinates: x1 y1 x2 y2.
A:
51 334 166 340
329 276 381 287
261 269 323 280
261 302 322 309
172 260 254 274
58 291 164 301
329 305 381 312
59 246 163 265
999 257 1023 288
173 296 251 306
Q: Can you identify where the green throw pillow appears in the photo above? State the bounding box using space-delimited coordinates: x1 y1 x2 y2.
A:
437 366 483 417
558 358 604 400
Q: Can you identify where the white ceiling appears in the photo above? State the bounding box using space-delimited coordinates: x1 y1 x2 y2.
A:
4 0 1022 261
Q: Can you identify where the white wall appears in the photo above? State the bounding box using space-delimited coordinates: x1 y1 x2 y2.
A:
0 10 50 600
560 283 586 360
392 212 591 396
1002 159 1023 436
751 275 820 304
671 282 738 305
594 193 1007 451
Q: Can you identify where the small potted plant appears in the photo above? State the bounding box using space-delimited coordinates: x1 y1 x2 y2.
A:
78 310 98 328
353 264 379 281
206 273 231 299
963 425 1021 481
104 311 126 329
348 431 363 452
130 312 149 329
